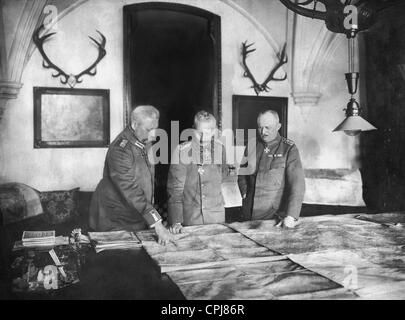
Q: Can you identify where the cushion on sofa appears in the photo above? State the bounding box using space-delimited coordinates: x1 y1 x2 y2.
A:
0 183 43 226
39 188 80 225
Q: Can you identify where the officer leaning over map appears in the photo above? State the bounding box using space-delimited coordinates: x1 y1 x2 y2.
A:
238 110 306 228
89 105 173 245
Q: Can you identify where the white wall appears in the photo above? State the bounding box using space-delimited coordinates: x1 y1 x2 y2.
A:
0 0 362 205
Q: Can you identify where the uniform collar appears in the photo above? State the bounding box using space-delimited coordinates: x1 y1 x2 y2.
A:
123 125 145 150
190 136 222 151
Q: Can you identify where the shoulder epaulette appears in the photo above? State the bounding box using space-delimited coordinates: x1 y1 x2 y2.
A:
134 140 145 150
282 137 295 146
118 138 128 148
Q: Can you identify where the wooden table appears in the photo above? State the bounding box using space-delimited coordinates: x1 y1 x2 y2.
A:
1 212 404 299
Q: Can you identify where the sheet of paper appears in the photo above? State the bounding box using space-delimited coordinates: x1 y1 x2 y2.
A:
234 145 246 166
221 181 242 208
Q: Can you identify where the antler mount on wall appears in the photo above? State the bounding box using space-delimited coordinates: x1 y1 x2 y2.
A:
241 41 288 96
32 25 106 88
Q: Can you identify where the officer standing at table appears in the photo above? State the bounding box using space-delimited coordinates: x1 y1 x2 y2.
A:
167 111 231 233
89 105 173 245
238 110 305 228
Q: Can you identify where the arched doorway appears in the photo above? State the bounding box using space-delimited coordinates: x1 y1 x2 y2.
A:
123 2 221 216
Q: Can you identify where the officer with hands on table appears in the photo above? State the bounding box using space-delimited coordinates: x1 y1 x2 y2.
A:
238 110 305 228
89 105 174 245
167 111 232 234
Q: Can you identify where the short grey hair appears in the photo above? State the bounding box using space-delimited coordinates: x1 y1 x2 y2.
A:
257 109 280 123
131 105 159 124
194 110 217 128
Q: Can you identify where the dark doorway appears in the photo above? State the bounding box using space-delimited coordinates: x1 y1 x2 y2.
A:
232 95 288 144
360 3 405 212
123 2 221 216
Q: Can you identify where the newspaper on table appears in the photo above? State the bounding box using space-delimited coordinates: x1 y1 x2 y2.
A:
88 230 142 253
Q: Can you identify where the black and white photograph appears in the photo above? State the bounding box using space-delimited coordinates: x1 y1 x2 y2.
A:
0 0 404 305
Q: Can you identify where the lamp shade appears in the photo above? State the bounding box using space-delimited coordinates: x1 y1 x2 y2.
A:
333 115 377 135
333 98 377 135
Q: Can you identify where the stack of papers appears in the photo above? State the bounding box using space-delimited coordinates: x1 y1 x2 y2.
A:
14 236 68 251
88 230 142 253
22 230 56 247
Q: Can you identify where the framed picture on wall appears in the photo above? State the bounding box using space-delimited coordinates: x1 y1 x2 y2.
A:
232 95 288 144
33 87 110 148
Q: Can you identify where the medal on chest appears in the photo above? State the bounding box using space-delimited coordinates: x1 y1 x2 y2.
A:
202 147 212 164
199 139 212 175
268 153 283 158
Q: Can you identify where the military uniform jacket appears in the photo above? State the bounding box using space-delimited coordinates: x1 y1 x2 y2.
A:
167 139 231 226
89 126 161 232
238 134 305 220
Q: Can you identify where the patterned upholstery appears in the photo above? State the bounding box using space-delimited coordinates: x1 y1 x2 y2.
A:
0 183 81 226
39 188 80 225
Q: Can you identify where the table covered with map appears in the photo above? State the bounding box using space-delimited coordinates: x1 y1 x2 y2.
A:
136 213 405 300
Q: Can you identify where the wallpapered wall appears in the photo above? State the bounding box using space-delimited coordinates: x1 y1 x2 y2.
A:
0 0 364 205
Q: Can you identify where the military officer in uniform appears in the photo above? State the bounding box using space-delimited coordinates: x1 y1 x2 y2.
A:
238 110 305 228
89 105 173 245
167 111 231 233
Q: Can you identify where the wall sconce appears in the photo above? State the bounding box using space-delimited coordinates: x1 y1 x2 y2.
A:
333 27 377 136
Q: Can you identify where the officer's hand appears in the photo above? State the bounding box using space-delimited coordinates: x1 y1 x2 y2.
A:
276 216 297 229
154 221 176 246
169 223 184 234
283 216 297 228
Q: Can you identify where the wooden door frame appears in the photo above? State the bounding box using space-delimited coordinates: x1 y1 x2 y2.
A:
123 2 222 128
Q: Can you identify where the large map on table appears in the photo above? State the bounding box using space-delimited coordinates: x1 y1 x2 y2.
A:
136 224 283 273
137 213 405 300
136 223 356 299
227 214 405 299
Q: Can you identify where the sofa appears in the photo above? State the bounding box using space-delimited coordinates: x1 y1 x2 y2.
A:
0 184 93 281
